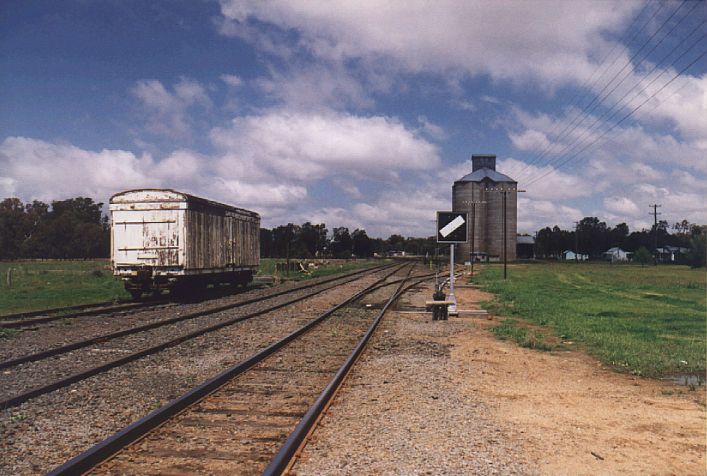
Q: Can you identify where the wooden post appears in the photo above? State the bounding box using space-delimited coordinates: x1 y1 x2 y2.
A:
6 268 12 288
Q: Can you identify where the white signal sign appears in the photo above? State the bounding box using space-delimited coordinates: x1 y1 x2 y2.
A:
440 215 465 238
436 211 468 243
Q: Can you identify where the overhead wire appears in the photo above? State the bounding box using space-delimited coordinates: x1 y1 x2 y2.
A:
519 9 706 184
523 47 707 188
592 74 693 151
508 2 668 178
509 0 659 177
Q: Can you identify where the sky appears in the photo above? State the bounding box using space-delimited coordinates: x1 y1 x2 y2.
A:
1 0 705 238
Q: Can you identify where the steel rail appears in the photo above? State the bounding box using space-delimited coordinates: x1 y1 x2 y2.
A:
0 264 402 410
263 268 421 475
0 299 129 321
0 263 392 370
0 262 392 328
0 301 170 329
45 264 413 476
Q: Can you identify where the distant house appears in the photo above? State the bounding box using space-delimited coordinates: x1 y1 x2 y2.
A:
656 246 689 264
562 250 588 261
603 247 631 262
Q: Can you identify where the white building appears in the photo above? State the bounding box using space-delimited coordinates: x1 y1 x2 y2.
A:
603 247 631 262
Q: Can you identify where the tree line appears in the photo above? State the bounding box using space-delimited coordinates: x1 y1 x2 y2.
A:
0 197 109 260
2 196 704 267
0 197 438 261
259 222 437 259
534 217 705 267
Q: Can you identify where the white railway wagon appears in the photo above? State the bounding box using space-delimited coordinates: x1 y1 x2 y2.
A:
110 189 260 298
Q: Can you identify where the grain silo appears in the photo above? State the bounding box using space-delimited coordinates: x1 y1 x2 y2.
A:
452 154 517 263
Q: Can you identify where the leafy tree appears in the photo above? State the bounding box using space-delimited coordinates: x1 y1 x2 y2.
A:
351 228 373 258
0 198 30 259
0 196 109 259
577 217 608 258
259 228 273 258
687 227 706 268
633 246 652 267
271 224 306 259
330 227 352 258
299 222 328 257
673 219 691 235
43 197 109 258
609 222 629 247
386 234 405 252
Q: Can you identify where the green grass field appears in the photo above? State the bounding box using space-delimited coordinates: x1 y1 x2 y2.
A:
0 258 383 319
0 260 128 317
475 262 706 378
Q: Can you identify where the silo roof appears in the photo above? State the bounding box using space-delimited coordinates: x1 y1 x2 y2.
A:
456 168 516 183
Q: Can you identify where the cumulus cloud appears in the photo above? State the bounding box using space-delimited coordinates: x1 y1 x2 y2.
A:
220 74 243 87
517 197 584 231
0 137 156 202
218 0 638 87
210 110 440 182
209 178 308 208
332 177 363 199
416 116 448 141
603 196 641 217
0 137 305 216
1 104 442 232
254 63 374 111
303 207 367 233
132 78 211 139
510 106 707 184
509 129 551 152
498 158 592 200
305 185 449 237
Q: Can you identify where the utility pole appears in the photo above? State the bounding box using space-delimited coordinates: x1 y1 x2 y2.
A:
462 200 486 282
650 204 661 265
484 186 524 280
574 221 580 263
449 244 456 312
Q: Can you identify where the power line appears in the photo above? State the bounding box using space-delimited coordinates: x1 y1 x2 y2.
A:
511 1 660 177
514 1 681 178
519 16 706 184
517 0 699 183
583 74 693 152
523 47 707 188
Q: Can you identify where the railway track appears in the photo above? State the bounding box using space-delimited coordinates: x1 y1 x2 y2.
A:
0 299 175 329
0 264 390 370
47 264 425 475
0 263 402 409
0 276 288 330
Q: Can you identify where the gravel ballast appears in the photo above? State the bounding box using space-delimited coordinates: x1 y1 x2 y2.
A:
293 283 536 475
0 269 397 475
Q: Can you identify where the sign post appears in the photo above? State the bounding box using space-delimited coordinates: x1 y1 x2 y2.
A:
436 211 469 315
449 244 456 312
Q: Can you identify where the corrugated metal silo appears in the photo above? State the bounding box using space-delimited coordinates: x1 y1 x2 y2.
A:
452 154 517 263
